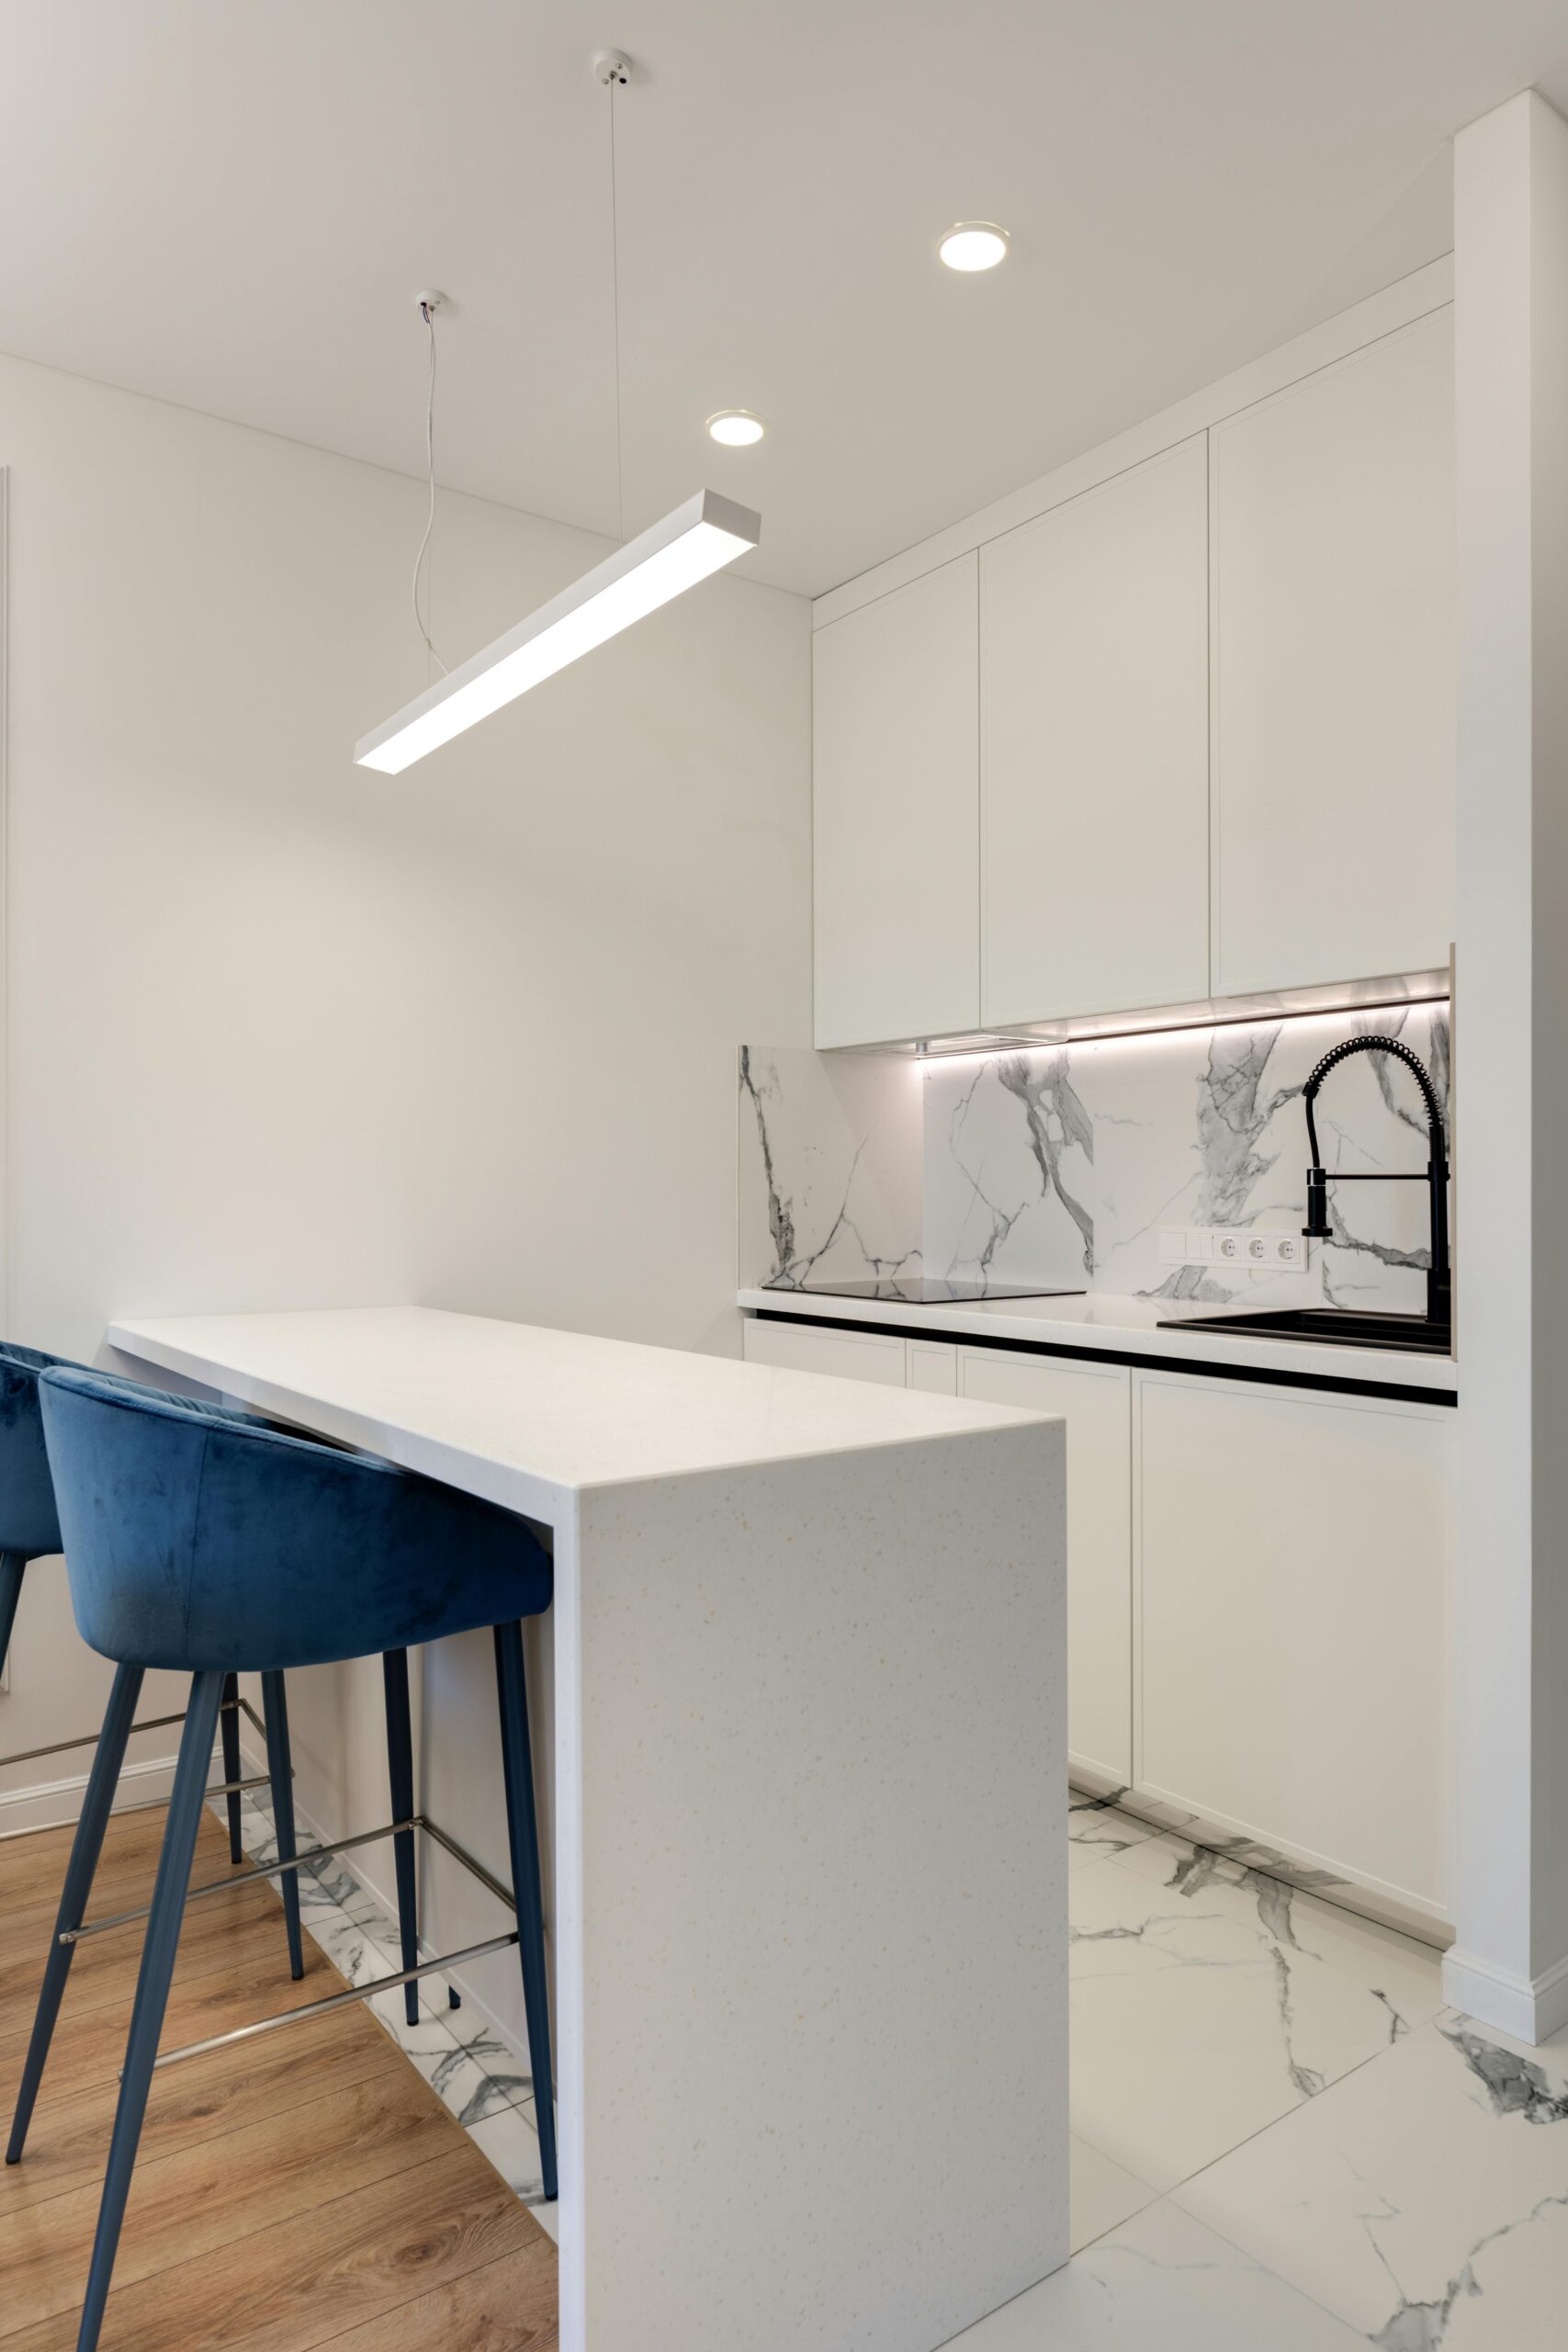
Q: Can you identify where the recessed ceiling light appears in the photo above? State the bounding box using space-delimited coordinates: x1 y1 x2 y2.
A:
938 222 1010 273
706 410 766 447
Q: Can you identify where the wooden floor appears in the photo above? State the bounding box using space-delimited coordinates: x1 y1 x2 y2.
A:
0 1805 558 2350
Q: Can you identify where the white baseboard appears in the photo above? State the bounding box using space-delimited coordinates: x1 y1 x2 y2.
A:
0 1746 220 1841
1442 1943 1568 2046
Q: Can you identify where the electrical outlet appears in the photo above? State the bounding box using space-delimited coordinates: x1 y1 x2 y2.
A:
1160 1226 1311 1272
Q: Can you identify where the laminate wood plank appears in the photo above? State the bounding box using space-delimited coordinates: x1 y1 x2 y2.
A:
0 1937 338 2109
0 1806 558 2352
0 1877 298 2041
0 2000 400 2213
0 1807 167 1893
3 2146 542 2352
2 2069 459 2333
0 1807 244 1947
313 2243 558 2351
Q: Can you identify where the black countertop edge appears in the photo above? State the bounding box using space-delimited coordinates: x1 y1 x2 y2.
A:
747 1304 1458 1409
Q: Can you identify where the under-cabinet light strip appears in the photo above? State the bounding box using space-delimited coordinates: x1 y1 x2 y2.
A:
913 990 1451 1066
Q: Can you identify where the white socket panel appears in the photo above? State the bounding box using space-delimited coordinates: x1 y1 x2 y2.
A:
1160 1226 1309 1272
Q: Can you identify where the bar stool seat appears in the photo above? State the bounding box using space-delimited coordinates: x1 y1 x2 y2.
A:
13 1364 557 2352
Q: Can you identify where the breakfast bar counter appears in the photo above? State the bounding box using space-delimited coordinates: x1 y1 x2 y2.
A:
105 1305 1068 2352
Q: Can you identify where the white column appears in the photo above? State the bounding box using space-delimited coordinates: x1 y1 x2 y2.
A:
1447 88 1568 2042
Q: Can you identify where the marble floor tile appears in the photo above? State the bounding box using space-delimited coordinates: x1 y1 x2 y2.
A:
1067 1845 1439 2192
946 2199 1367 2348
468 2099 550 2212
1069 2135 1156 2253
1066 1789 1163 1869
1173 2010 1568 2348
1111 1828 1445 2026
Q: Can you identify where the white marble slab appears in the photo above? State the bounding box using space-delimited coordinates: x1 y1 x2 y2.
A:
1173 2009 1568 2347
1068 1838 1444 2193
1069 2136 1157 2253
737 1044 922 1290
739 1003 1455 1333
944 2199 1369 2348
922 1001 1451 1316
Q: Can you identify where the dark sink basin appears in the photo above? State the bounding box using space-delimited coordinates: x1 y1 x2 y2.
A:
1158 1306 1453 1356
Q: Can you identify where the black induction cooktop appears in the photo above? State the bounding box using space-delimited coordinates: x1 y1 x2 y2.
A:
766 1278 1086 1306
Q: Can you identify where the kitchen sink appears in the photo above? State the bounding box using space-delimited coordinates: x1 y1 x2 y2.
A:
1158 1306 1453 1356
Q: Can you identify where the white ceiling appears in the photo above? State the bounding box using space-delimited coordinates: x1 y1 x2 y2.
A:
4 2 1567 598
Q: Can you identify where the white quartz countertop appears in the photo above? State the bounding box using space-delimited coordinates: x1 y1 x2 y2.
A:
106 1305 1052 1523
738 1286 1459 1396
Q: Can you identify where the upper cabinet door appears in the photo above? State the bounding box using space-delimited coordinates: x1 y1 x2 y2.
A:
813 554 979 1047
980 437 1210 1028
1210 310 1455 996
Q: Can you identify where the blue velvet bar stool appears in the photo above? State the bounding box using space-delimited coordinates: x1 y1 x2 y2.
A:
24 1365 557 2352
0 1341 303 1964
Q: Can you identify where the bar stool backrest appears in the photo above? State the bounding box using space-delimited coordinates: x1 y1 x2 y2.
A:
0 1340 74 1557
39 1366 552 1675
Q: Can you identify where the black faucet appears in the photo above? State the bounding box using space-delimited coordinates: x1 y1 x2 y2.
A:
1301 1035 1451 1328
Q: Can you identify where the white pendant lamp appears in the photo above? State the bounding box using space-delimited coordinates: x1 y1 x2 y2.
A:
356 49 762 775
356 489 761 773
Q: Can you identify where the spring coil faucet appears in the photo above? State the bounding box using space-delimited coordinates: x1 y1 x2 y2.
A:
1301 1035 1451 1328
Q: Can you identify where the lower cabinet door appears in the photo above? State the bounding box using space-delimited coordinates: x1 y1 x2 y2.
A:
1134 1370 1450 1918
959 1349 1132 1784
908 1340 958 1395
741 1317 908 1385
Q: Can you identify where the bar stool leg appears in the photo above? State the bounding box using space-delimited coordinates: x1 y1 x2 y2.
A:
219 1671 244 1863
493 1619 557 2201
260 1672 305 1981
76 1670 225 2352
6 1663 145 2166
382 1648 421 2027
0 1551 25 1683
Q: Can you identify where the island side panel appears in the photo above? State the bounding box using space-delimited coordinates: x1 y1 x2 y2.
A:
571 1419 1067 2352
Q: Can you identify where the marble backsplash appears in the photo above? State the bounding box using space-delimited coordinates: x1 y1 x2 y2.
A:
738 1044 922 1290
740 1002 1451 1315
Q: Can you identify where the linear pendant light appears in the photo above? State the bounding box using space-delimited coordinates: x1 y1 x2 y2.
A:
356 488 761 775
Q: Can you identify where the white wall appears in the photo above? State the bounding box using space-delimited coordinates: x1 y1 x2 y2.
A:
0 350 812 1888
1447 88 1568 2043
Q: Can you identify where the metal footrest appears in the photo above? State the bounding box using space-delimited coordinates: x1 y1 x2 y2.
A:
150 1929 523 2070
1 1690 267 1775
81 1808 526 2082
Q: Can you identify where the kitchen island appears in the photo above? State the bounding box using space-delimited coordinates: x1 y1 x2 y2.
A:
105 1305 1067 2352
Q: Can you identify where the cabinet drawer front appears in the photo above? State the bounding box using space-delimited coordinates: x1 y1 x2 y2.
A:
1135 1372 1450 1914
959 1349 1131 1784
742 1317 908 1385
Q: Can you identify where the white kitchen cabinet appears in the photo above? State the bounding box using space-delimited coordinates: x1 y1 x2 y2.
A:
1209 308 1455 995
1134 1368 1450 1918
980 436 1210 1024
813 554 980 1047
958 1349 1132 1784
741 1316 907 1385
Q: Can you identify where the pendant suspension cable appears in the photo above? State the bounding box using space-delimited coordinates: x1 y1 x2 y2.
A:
412 296 448 679
609 69 625 542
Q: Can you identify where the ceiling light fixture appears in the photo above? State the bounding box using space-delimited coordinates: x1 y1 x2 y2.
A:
355 491 761 773
355 49 763 774
706 409 765 447
938 221 1010 272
